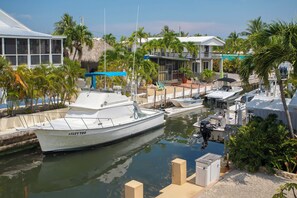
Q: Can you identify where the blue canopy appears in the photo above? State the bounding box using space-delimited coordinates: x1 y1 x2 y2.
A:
85 72 127 77
85 72 127 89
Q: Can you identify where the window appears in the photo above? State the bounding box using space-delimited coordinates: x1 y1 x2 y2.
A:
192 62 198 73
0 38 2 54
30 39 40 54
52 55 61 64
40 39 49 54
18 56 27 65
31 55 40 65
51 40 61 54
41 55 49 64
203 61 209 70
5 56 16 65
5 38 16 54
17 39 28 54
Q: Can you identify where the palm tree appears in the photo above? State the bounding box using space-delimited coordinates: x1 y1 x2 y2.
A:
102 33 116 46
179 31 189 37
53 13 77 57
243 20 297 138
54 13 76 35
184 42 198 58
241 17 267 36
71 24 93 61
131 27 149 46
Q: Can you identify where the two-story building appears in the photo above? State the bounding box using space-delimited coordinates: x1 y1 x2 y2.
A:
0 9 64 69
144 36 225 82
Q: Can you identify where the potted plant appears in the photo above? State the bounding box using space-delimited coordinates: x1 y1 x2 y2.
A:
179 66 193 83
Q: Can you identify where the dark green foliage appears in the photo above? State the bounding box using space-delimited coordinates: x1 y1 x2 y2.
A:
273 183 297 198
228 114 297 172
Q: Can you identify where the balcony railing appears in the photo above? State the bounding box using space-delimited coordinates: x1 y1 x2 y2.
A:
148 51 222 59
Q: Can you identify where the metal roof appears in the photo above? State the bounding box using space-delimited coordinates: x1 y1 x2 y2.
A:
144 36 225 46
0 9 65 39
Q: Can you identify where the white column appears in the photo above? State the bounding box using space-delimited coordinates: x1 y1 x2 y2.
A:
220 58 224 78
1 38 4 56
61 39 64 64
210 59 213 71
49 39 52 65
27 38 31 68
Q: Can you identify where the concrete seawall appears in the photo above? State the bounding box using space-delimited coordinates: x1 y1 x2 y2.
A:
0 108 68 155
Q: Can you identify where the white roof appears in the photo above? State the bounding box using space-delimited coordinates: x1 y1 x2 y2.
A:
0 9 64 39
289 90 297 110
144 36 225 46
69 90 130 110
246 95 291 112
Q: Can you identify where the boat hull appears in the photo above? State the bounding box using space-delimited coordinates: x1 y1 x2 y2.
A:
170 98 203 108
34 113 164 152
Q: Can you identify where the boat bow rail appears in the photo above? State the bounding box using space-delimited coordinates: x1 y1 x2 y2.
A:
18 114 116 130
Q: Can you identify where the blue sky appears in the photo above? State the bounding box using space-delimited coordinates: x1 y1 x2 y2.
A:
1 0 296 39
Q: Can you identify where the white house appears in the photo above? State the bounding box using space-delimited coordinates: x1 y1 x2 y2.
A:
143 36 225 82
0 9 65 69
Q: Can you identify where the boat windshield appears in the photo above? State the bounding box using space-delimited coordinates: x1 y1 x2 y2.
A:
219 85 232 91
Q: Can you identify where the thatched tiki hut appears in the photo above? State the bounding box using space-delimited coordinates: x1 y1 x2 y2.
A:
70 38 112 72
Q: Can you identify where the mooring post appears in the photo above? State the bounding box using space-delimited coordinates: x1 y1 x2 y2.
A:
174 86 176 98
164 89 167 107
153 89 156 108
171 158 187 185
190 84 193 97
125 180 143 198
183 87 185 98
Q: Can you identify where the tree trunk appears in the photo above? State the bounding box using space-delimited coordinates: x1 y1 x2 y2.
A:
277 72 295 138
72 48 77 61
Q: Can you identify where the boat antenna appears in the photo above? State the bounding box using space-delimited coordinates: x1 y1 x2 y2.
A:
131 5 140 101
104 8 107 90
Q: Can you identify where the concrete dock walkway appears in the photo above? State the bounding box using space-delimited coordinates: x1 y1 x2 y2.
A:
195 169 296 198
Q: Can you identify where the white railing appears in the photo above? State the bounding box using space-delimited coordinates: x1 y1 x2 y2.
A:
18 114 115 130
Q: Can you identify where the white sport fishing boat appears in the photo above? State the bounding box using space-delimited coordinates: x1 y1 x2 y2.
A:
170 94 203 108
30 72 164 152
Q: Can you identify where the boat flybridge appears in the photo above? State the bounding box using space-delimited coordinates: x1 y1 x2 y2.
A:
30 72 165 152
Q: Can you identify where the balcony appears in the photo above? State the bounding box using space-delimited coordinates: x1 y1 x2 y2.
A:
149 51 220 60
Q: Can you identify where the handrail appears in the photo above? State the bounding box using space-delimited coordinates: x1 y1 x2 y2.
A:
18 114 116 130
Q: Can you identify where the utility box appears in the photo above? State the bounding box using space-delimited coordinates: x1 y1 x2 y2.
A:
195 153 221 187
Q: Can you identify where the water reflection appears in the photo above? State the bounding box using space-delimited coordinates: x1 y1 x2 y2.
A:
31 127 164 193
0 109 223 198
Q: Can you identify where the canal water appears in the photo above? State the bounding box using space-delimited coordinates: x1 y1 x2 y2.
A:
0 109 224 198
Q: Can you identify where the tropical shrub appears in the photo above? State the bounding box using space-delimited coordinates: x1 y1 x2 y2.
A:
228 114 297 173
200 69 215 83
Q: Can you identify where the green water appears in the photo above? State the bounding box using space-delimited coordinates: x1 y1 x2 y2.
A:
0 108 224 198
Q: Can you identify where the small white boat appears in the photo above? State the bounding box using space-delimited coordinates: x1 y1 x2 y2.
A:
29 72 164 152
205 77 243 102
170 94 203 108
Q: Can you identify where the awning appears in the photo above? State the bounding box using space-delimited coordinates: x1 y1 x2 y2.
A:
85 71 127 89
85 72 127 77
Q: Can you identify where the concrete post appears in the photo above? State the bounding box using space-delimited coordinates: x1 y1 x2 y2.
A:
183 87 185 98
190 84 193 97
174 87 176 98
153 89 156 108
172 158 187 185
164 89 167 107
125 180 143 198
